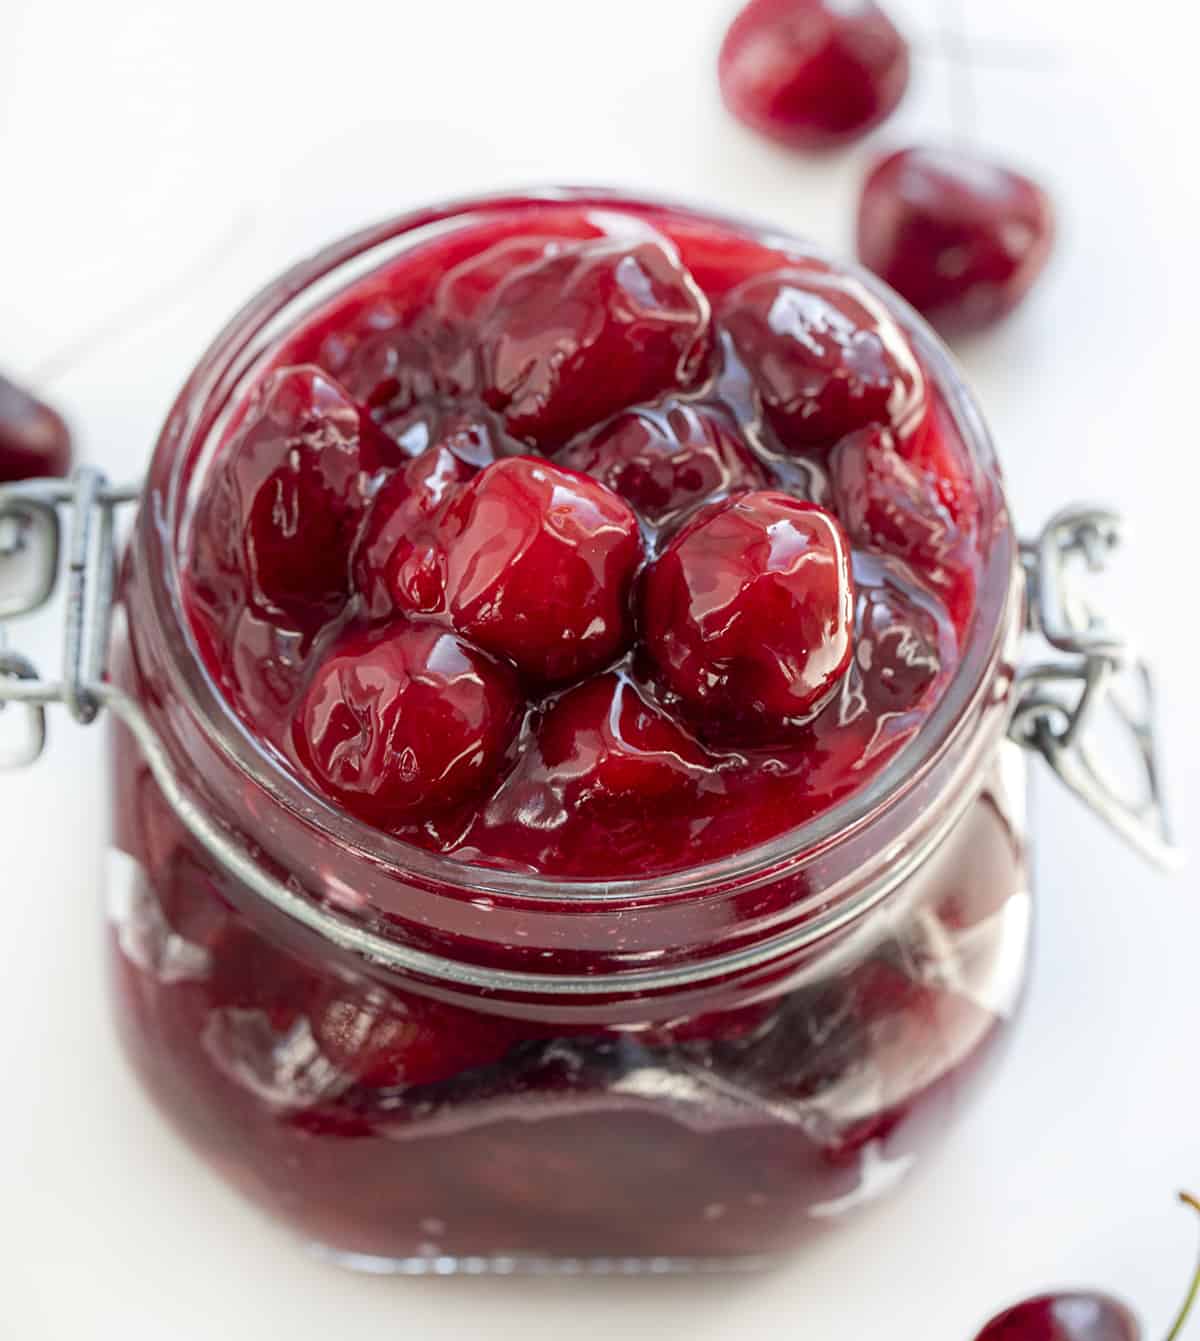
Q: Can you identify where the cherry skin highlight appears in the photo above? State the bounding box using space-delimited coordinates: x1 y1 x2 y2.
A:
472 236 713 450
353 441 478 619
722 267 927 449
439 456 644 684
0 372 72 483
642 492 855 733
972 1296 1139 1341
719 0 910 151
857 145 1055 334
294 621 522 825
199 365 395 626
535 671 715 810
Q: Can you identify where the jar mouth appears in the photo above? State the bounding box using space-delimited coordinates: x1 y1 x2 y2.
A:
147 185 1020 904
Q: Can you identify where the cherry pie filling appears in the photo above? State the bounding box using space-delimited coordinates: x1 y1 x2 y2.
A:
111 201 1023 1263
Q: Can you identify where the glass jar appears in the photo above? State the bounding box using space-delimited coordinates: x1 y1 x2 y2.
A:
0 190 1177 1275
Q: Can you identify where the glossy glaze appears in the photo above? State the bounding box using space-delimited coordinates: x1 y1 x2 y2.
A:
857 146 1055 334
183 203 993 879
718 0 910 150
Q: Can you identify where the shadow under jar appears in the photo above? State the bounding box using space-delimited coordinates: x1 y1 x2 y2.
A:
106 189 1030 1274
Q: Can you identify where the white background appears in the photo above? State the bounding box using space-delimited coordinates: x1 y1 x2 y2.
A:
1 1 1197 1336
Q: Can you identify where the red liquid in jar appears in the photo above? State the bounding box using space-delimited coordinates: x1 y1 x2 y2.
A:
110 200 1024 1267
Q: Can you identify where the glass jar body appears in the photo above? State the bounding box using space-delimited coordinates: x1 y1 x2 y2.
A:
108 722 1028 1270
104 190 1029 1272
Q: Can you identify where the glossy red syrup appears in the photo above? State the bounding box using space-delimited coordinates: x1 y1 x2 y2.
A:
183 203 989 879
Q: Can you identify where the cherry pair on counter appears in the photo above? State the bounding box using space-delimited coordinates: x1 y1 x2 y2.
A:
718 0 1056 334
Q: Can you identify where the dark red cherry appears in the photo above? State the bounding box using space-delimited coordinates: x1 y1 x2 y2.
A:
718 0 910 151
294 621 522 825
0 373 72 483
473 237 713 450
440 456 644 683
557 402 769 529
215 365 394 622
972 1295 1140 1341
537 672 713 807
310 986 531 1091
857 146 1055 334
723 268 926 450
352 442 478 619
832 425 975 625
643 492 854 732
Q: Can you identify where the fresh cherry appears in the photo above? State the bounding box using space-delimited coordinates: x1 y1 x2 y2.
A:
642 491 854 733
439 456 644 683
353 441 478 619
536 671 713 808
0 372 72 483
472 236 713 450
294 620 522 825
723 268 926 450
857 146 1055 334
718 0 910 151
833 425 975 625
557 402 769 529
208 365 394 623
972 1193 1200 1341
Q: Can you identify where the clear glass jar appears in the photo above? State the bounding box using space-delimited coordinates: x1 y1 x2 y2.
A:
1 190 1171 1275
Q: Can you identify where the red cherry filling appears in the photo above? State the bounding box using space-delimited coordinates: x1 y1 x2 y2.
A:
439 456 644 683
536 672 714 808
471 236 713 450
718 0 910 151
971 1295 1140 1341
833 425 975 624
557 402 770 530
353 442 478 619
197 365 394 625
857 146 1055 334
310 986 531 1091
0 373 73 483
723 268 926 450
294 621 522 825
643 492 854 733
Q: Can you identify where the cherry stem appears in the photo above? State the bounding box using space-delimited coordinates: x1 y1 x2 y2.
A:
1164 1193 1200 1341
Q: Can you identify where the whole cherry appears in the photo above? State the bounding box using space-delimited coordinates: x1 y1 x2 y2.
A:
722 267 926 450
972 1194 1200 1341
642 491 854 734
439 456 644 683
718 0 910 151
0 372 72 483
857 145 1055 334
294 620 522 826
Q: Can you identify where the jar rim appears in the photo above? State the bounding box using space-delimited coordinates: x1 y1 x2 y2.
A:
142 185 1020 905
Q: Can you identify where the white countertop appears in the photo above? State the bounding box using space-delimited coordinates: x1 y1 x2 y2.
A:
1 1 1197 1336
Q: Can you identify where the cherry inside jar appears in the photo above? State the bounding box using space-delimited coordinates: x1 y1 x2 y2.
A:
108 190 1027 1271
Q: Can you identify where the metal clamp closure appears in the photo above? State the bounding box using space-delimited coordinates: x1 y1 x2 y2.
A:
0 469 138 767
1010 505 1181 871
